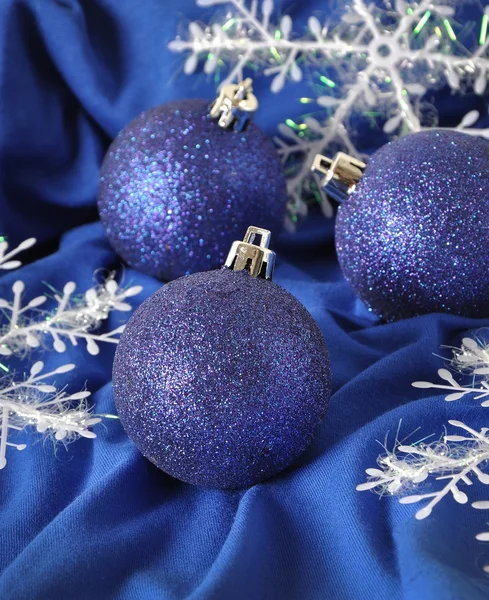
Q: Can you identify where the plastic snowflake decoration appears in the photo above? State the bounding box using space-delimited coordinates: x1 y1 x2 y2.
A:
0 277 142 357
358 333 489 556
0 237 36 270
170 0 489 227
0 361 100 470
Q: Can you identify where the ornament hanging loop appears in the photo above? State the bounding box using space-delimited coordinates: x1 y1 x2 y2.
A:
210 78 258 132
225 226 275 281
312 152 366 204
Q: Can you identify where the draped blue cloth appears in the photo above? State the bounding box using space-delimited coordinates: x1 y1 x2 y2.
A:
1 1 489 598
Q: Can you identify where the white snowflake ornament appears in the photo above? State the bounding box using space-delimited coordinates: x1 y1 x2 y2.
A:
170 0 489 226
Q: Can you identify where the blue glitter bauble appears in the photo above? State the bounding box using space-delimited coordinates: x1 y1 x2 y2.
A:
336 130 489 321
97 99 287 281
112 268 331 489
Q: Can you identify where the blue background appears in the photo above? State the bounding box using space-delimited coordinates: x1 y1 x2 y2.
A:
1 1 489 598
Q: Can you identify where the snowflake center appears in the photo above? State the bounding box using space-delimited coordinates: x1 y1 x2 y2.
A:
375 43 393 60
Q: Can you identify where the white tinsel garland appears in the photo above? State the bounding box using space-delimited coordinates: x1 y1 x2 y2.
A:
170 0 489 227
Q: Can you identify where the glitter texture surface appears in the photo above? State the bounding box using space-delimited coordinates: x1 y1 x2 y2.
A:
97 99 287 281
112 268 331 489
336 130 489 321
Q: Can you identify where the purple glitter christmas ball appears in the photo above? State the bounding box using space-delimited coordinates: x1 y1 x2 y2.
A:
97 99 287 281
112 268 331 489
336 130 489 321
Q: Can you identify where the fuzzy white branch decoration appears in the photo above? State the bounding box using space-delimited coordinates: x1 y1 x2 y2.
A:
0 237 144 471
357 420 489 519
0 361 101 469
358 333 489 555
170 1 489 228
0 277 142 357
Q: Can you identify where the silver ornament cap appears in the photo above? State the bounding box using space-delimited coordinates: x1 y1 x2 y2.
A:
225 226 275 281
312 152 366 204
210 78 259 132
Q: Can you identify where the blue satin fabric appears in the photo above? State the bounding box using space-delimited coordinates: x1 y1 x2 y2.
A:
1 1 489 598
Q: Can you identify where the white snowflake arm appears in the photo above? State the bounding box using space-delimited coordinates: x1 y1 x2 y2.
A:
412 368 489 405
0 278 142 357
0 361 101 469
0 238 36 271
169 0 351 91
